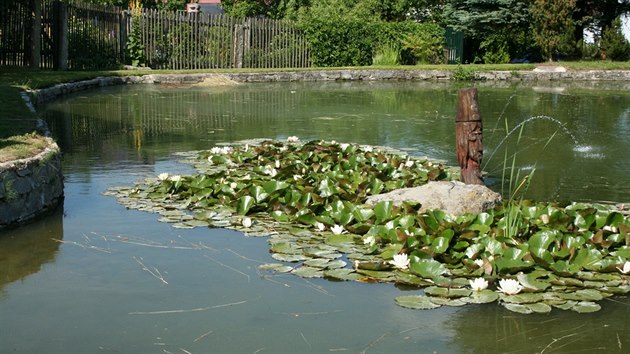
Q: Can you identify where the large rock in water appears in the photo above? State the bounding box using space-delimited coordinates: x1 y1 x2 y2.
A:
365 181 502 216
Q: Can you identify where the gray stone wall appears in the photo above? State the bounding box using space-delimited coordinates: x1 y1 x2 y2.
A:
0 140 64 229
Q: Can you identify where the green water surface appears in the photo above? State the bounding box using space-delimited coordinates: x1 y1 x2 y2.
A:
1 80 629 353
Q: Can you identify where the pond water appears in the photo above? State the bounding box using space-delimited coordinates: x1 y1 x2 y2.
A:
1 80 629 353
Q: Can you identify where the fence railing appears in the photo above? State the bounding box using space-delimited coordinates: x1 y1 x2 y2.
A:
1 0 310 70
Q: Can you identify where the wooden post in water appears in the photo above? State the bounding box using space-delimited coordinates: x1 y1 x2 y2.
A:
456 88 484 185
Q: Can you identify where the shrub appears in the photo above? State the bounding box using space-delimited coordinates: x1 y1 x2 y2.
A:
298 13 445 67
478 34 510 64
372 43 400 66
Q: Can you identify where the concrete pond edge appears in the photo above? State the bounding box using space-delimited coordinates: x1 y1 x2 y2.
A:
24 68 630 107
0 138 64 229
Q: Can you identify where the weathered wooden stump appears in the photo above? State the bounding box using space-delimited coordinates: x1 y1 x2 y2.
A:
456 88 484 185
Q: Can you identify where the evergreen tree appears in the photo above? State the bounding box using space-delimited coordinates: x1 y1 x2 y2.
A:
600 17 630 61
532 0 577 62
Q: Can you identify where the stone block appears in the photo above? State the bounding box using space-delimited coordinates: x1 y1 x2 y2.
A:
365 181 502 216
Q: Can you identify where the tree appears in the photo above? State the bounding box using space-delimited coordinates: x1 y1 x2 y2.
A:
532 0 577 62
442 0 535 63
600 16 630 61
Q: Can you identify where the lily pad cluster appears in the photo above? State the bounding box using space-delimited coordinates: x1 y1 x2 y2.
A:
105 139 630 314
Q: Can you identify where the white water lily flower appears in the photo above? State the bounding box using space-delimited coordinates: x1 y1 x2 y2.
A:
169 175 182 182
331 224 344 235
497 279 523 295
389 253 410 270
603 225 618 233
158 172 169 181
230 182 237 189
275 160 280 169
617 261 630 274
363 235 376 246
244 144 249 152
287 136 299 142
241 217 252 228
315 222 326 231
540 214 550 224
263 166 278 177
405 160 414 168
473 259 484 267
363 146 373 152
210 147 222 154
469 278 489 291
340 143 349 151
293 175 303 181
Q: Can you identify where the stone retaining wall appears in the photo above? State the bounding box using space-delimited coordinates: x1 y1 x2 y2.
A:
28 69 630 106
0 139 64 229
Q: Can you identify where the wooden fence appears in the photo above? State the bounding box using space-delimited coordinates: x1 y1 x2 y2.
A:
66 3 124 70
1 1 310 70
135 9 310 70
0 0 58 68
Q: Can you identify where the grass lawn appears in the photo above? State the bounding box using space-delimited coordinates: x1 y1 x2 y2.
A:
1 61 629 160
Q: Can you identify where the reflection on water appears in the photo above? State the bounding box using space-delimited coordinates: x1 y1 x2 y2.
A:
451 299 630 353
0 206 63 296
1 81 629 352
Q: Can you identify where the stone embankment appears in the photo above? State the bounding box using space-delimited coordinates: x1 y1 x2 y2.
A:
27 68 630 106
0 138 63 229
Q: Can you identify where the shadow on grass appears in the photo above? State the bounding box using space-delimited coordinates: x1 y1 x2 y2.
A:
0 139 27 150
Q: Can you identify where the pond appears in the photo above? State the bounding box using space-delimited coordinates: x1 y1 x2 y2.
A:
1 80 629 353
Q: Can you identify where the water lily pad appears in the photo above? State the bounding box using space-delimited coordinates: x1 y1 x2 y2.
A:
325 234 355 246
270 242 302 255
424 286 448 297
557 289 603 301
602 284 630 294
291 266 324 278
184 219 210 227
355 269 396 282
304 258 333 269
516 272 551 291
410 259 449 278
303 248 343 259
552 300 578 310
461 290 499 304
503 303 533 314
395 272 434 287
172 223 194 229
354 260 391 271
258 263 294 273
499 293 544 304
526 302 552 313
326 260 348 269
571 301 601 313
429 297 467 307
324 268 363 281
395 295 441 310
271 253 307 262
